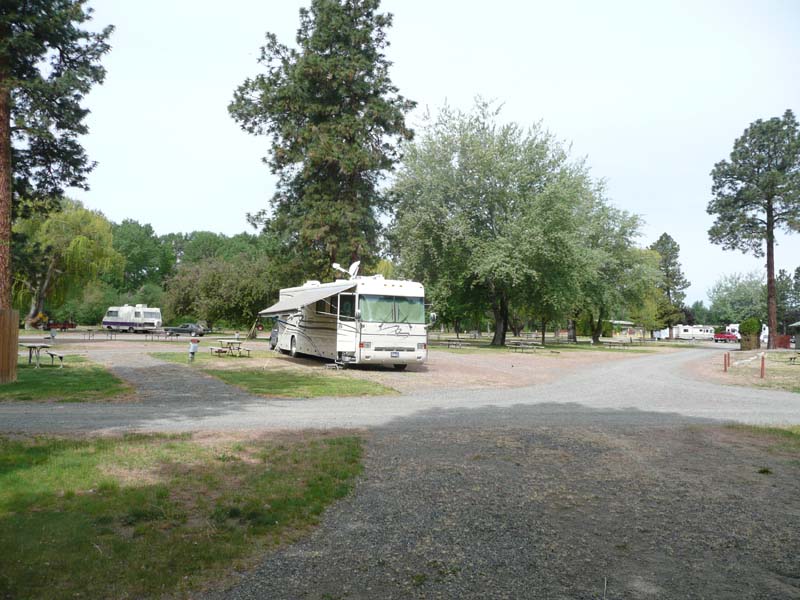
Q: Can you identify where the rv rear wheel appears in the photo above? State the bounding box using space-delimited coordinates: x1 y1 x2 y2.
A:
128 327 134 333
393 364 407 371
290 336 298 358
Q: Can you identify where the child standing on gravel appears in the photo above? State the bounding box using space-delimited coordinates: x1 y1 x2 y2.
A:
189 338 199 362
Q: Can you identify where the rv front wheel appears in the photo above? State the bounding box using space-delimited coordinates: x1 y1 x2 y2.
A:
290 337 298 358
393 364 407 371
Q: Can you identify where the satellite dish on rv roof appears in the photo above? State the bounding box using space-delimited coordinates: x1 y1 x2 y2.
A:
332 261 360 279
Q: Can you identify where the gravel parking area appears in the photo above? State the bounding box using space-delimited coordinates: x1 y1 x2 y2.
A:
206 405 800 599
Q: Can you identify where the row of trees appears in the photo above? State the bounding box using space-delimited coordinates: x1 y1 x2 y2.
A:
10 199 284 329
688 269 800 333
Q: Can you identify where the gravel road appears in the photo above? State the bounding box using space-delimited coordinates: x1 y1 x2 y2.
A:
1 348 798 432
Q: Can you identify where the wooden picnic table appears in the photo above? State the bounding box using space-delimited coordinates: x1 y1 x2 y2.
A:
215 339 251 357
19 343 51 368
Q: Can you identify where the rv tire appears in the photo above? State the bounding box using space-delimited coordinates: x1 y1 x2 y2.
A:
128 327 134 333
290 336 298 358
393 364 407 371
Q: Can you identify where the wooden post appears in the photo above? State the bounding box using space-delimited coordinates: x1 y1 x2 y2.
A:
723 352 728 372
760 353 765 379
0 308 18 383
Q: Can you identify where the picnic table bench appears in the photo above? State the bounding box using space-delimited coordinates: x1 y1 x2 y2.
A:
209 346 229 357
82 330 96 340
788 354 799 365
45 350 64 368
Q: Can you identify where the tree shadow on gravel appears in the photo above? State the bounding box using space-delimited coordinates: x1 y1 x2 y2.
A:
206 402 800 600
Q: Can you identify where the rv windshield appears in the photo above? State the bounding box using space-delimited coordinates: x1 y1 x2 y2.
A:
359 295 425 324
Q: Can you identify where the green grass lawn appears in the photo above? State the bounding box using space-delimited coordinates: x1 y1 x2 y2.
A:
0 356 130 402
0 433 363 599
206 369 397 398
150 352 397 397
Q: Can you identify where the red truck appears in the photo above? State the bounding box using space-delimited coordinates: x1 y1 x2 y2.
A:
713 332 738 343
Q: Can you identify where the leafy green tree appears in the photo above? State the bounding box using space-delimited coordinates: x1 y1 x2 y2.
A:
111 219 172 291
163 254 278 329
707 272 765 325
687 300 711 326
391 102 591 346
180 231 227 264
12 200 123 326
775 268 800 334
230 0 414 280
708 110 800 348
649 233 689 337
579 207 659 344
0 1 113 309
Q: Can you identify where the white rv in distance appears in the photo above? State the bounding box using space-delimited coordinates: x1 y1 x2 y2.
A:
655 324 715 340
259 263 430 369
102 304 163 332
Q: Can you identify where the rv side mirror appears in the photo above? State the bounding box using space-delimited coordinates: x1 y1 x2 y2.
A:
355 309 361 319
429 312 437 324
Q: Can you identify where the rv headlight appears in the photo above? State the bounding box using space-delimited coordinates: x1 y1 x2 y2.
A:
359 342 371 349
417 342 426 350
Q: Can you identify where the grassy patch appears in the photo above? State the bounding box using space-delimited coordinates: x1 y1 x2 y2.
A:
0 357 130 402
430 342 653 355
727 424 800 452
150 350 274 365
0 433 363 599
205 369 397 398
723 352 800 394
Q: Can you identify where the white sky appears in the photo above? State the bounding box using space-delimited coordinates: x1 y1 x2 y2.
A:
72 0 800 304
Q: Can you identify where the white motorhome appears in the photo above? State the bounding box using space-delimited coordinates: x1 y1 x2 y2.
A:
102 304 162 332
259 264 429 369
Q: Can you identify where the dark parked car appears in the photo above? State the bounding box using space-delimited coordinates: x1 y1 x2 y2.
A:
164 323 205 336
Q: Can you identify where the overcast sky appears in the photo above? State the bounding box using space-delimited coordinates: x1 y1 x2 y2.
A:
71 0 800 304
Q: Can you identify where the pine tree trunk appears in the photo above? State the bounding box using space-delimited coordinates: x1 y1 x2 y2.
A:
540 318 546 347
0 74 12 311
766 199 777 350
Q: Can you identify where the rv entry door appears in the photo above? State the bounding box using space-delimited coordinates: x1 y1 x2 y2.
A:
336 293 358 355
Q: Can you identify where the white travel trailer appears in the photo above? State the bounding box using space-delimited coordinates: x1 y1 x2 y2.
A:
655 324 715 340
102 304 163 332
259 264 430 369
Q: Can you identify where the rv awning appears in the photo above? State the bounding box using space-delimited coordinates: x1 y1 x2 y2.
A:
258 282 356 317
789 321 800 328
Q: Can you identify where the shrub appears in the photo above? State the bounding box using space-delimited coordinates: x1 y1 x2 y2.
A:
739 317 761 335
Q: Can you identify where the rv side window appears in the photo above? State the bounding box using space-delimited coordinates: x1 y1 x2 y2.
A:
135 312 141 318
339 294 356 319
106 310 118 317
316 296 338 316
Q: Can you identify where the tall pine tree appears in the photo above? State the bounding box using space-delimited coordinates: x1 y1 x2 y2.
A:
229 0 414 281
649 233 689 337
708 110 800 349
